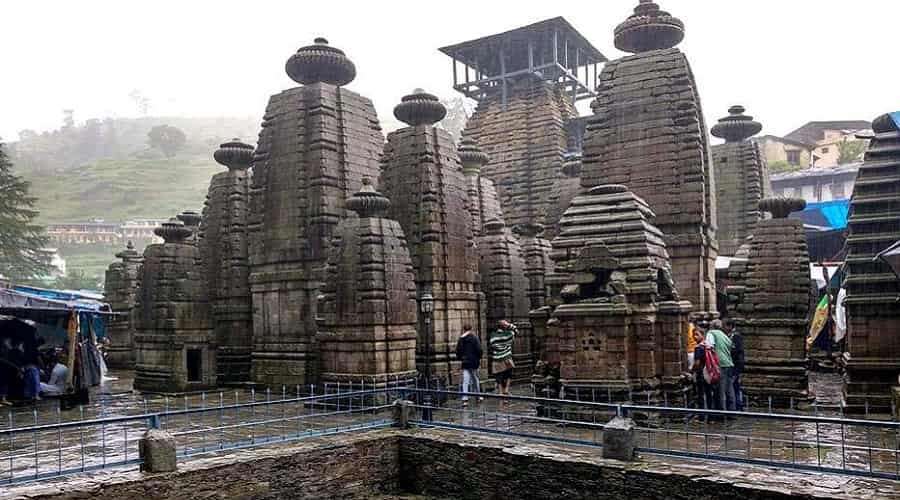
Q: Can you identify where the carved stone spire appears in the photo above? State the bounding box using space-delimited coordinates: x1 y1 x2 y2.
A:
346 177 391 218
115 240 140 261
458 136 490 175
213 139 253 170
285 37 356 86
711 105 763 143
393 89 447 127
614 0 685 54
759 197 806 219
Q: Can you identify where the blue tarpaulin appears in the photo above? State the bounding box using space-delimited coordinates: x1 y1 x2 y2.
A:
793 199 850 230
890 112 900 129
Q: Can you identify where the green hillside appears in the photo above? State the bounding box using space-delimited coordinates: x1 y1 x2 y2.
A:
25 151 218 223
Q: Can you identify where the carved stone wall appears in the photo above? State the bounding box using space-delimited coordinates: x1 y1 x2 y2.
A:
478 219 533 379
843 112 900 412
134 220 216 393
103 242 142 368
248 39 383 387
463 79 576 230
583 1 717 314
381 90 483 383
318 180 418 386
200 140 253 385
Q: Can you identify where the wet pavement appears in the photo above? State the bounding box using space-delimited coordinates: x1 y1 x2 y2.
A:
1 369 898 485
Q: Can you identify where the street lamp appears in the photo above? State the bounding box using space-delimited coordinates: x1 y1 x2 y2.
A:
420 292 434 421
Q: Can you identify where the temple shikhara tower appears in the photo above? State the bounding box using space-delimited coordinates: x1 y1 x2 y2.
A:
583 0 718 315
318 179 418 386
843 112 900 412
381 89 483 381
547 185 691 400
727 198 811 402
248 39 384 387
441 18 605 230
103 241 142 368
134 219 217 392
200 139 254 385
459 137 504 238
711 105 769 256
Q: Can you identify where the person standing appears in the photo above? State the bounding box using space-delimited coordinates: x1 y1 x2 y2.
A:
489 320 517 399
690 326 714 410
706 319 734 411
727 319 745 411
455 324 482 407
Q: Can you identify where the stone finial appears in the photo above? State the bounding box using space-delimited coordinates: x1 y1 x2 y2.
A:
484 218 505 235
711 105 763 143
513 222 545 238
285 37 357 86
154 218 192 243
562 154 582 178
393 89 447 127
213 139 254 170
614 0 685 54
346 177 391 218
115 240 141 261
759 197 806 219
176 210 202 229
458 137 490 175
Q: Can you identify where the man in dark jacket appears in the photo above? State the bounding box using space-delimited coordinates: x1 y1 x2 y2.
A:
455 324 482 406
727 319 745 411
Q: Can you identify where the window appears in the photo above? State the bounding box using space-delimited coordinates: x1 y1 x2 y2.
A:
186 349 202 383
786 150 801 165
821 147 830 154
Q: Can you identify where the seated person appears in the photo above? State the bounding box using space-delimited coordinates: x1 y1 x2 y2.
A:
40 352 68 397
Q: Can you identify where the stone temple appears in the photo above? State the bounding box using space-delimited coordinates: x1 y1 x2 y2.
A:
200 139 254 385
843 112 900 412
441 17 605 230
583 0 718 315
248 38 384 387
727 198 811 402
459 137 503 238
711 105 769 256
103 241 142 368
134 219 217 392
380 89 483 382
317 178 418 387
545 184 691 400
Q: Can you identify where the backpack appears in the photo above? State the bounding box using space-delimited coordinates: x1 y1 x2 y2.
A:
703 347 721 385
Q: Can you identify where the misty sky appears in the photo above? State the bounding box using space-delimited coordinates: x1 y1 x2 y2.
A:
2 0 898 142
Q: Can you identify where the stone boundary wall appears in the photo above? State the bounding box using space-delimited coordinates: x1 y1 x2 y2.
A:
7 430 897 500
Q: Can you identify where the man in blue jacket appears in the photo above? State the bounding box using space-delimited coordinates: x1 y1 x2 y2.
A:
455 324 482 407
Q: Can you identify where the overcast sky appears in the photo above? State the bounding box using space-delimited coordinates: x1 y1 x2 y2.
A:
2 0 897 142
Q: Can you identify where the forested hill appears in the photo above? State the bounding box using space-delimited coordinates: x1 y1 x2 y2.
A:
8 116 259 223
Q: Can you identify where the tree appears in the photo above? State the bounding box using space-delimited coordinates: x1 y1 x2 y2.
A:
51 269 102 291
768 160 802 174
837 139 867 165
439 97 475 144
0 140 49 280
147 125 186 158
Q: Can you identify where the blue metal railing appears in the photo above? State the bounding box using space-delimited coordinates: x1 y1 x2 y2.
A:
0 386 400 485
407 388 900 481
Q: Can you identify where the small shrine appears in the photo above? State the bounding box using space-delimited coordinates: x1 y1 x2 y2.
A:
199 139 254 385
134 219 217 393
317 178 418 386
546 184 692 401
727 198 811 403
103 241 142 368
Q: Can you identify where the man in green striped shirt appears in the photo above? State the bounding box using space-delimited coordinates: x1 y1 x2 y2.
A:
490 319 517 397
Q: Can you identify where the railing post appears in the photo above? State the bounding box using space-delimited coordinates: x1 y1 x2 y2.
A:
139 415 176 473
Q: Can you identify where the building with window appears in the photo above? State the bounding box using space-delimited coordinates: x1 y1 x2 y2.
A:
758 120 871 170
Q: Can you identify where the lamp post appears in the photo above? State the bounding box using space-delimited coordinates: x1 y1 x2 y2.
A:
420 292 434 421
